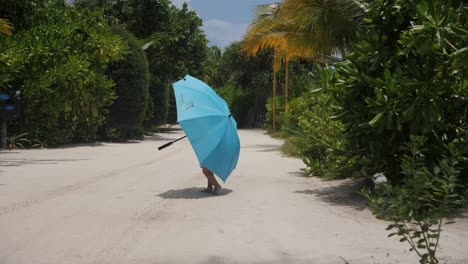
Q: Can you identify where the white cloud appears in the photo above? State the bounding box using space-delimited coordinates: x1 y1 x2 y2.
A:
203 19 248 49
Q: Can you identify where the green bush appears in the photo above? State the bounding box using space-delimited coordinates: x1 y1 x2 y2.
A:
0 1 126 145
214 82 265 128
278 65 364 179
362 136 467 263
264 95 286 131
214 83 244 108
105 26 150 140
331 0 468 182
231 93 257 128
146 78 169 126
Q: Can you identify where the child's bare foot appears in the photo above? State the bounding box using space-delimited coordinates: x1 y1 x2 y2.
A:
212 185 222 195
201 185 213 193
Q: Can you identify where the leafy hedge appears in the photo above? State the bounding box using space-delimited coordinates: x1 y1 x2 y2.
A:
105 26 150 140
332 0 467 182
0 1 126 145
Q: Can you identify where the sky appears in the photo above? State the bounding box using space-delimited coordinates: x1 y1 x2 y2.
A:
171 0 273 48
66 0 272 49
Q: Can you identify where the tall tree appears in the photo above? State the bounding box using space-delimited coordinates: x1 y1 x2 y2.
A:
219 42 274 127
78 0 208 127
202 46 224 87
115 0 171 39
242 0 363 62
145 2 208 125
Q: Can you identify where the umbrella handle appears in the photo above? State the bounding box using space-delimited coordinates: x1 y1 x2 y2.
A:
158 135 187 151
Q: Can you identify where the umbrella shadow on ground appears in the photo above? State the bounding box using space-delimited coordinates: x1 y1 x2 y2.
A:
157 187 233 199
294 179 368 211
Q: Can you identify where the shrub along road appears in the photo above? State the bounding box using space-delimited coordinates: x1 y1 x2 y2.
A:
0 129 467 264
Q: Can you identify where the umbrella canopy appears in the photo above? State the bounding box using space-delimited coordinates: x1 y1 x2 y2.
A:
172 75 240 182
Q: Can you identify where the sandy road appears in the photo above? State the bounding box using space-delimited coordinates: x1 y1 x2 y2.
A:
0 129 467 264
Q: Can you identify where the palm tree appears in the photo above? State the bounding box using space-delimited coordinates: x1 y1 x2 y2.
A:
243 0 363 61
203 46 224 87
241 0 363 129
0 18 14 35
241 3 295 130
279 0 362 59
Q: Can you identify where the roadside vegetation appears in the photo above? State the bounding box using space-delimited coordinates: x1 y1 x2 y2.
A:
1 0 467 262
1 0 207 145
241 0 467 263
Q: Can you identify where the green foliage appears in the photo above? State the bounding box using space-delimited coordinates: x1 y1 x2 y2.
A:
362 136 467 263
221 42 272 98
331 0 468 182
203 46 225 88
263 61 313 131
31 138 48 149
146 78 169 126
77 0 172 39
0 1 126 145
0 18 14 35
280 66 359 179
231 93 257 128
284 60 314 98
211 83 254 127
105 26 150 139
7 133 30 150
220 42 314 128
141 2 208 126
330 1 468 262
264 95 286 131
287 94 345 179
75 0 208 128
0 0 42 31
166 88 178 124
214 83 243 107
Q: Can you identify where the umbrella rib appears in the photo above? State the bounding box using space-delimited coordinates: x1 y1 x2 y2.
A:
175 84 228 114
206 118 239 180
225 118 238 175
179 116 229 165
200 117 228 156
200 119 229 170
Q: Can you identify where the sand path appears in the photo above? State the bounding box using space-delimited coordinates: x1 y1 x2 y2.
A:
0 129 467 264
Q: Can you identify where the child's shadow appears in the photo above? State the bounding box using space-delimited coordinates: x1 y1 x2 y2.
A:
157 187 232 199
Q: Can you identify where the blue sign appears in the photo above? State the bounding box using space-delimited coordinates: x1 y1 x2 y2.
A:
0 93 10 101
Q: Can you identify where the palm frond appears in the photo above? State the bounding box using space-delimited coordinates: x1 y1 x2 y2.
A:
0 18 14 36
242 0 364 64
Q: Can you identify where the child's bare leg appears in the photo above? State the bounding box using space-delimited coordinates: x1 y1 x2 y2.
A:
202 167 221 194
201 168 214 192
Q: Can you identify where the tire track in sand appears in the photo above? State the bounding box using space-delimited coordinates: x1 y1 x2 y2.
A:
0 146 181 216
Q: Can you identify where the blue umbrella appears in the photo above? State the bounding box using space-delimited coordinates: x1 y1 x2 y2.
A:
159 75 240 182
